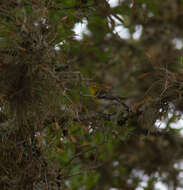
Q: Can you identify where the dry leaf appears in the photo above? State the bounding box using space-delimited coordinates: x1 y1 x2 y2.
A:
81 124 89 132
138 72 150 79
70 135 77 143
61 16 68 23
55 121 59 130
17 153 23 163
134 101 144 110
56 147 63 153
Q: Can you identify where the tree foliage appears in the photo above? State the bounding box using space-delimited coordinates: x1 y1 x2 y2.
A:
0 0 183 189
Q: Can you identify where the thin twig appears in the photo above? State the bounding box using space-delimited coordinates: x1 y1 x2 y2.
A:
60 163 104 180
96 93 130 111
50 3 96 11
61 141 107 170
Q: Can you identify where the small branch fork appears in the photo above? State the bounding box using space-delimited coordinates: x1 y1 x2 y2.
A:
96 93 130 112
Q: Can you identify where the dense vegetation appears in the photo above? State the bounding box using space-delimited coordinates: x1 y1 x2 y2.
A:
0 0 183 189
